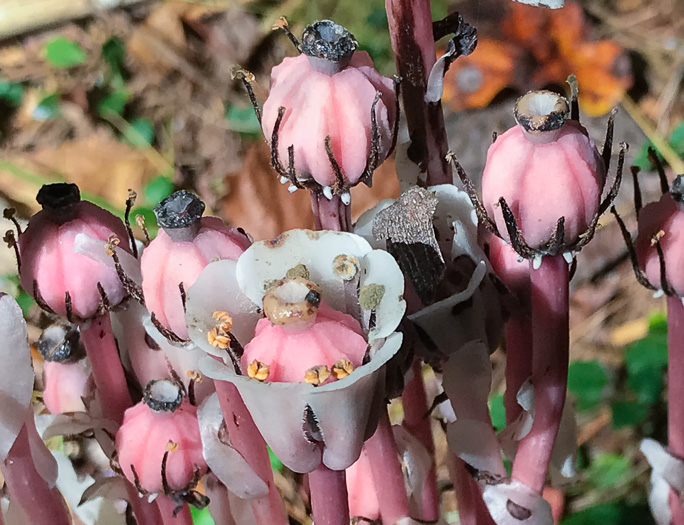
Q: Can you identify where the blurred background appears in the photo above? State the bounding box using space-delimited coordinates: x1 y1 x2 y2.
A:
0 0 682 523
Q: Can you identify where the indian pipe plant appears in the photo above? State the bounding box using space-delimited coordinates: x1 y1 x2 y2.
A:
6 0 672 524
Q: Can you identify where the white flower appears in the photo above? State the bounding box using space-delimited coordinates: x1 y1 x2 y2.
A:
641 438 684 525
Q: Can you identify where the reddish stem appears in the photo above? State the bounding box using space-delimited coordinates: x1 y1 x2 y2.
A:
214 380 288 525
504 313 533 425
667 296 684 524
401 361 439 520
365 409 411 522
308 464 350 525
80 314 132 423
157 497 193 525
448 454 495 525
512 256 569 493
385 0 452 185
310 193 351 231
126 489 162 525
3 424 70 525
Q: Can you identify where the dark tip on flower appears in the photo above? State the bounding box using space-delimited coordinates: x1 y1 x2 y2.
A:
671 175 684 203
38 324 85 363
305 289 321 307
301 20 357 63
143 379 184 412
36 183 81 210
514 90 569 136
154 191 205 230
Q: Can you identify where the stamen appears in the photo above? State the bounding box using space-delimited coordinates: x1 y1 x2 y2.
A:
304 365 331 385
331 359 354 379
247 360 270 381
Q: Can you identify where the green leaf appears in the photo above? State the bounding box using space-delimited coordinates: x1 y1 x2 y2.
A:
190 505 215 525
44 37 87 68
367 8 388 29
567 360 607 411
611 400 648 429
0 81 24 107
98 90 128 117
132 207 159 237
123 117 155 148
225 105 262 135
268 447 284 473
562 502 654 525
489 393 506 432
628 367 664 405
669 121 684 154
625 329 667 405
633 142 653 171
143 176 174 206
102 37 126 73
33 93 61 121
585 453 631 489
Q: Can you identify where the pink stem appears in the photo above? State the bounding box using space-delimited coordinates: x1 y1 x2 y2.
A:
365 409 411 522
310 193 351 232
157 497 193 525
667 297 684 524
385 0 452 185
3 424 70 525
308 464 350 525
504 313 533 425
401 361 439 520
512 256 569 493
214 381 288 525
448 455 496 525
126 489 162 525
80 314 132 423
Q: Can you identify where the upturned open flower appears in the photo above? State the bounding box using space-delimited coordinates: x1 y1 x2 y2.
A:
115 379 207 497
479 90 608 259
141 190 250 341
18 183 131 321
635 175 684 296
186 229 406 473
262 20 397 200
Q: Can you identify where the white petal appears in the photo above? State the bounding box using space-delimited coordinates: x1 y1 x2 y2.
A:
448 419 506 477
73 233 141 284
483 479 553 525
38 412 118 442
341 192 351 206
513 0 564 8
641 438 684 493
197 394 269 499
323 186 334 200
353 199 395 250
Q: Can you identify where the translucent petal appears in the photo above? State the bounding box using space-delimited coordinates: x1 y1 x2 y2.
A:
483 479 553 525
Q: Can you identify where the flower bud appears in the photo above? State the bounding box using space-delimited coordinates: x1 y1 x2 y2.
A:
18 183 131 321
481 90 605 250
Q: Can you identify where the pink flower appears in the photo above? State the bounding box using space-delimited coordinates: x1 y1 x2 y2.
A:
18 184 131 321
481 90 605 251
262 20 396 197
141 191 250 340
116 379 207 494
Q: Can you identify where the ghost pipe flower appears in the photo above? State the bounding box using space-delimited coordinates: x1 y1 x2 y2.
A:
0 293 71 525
256 19 398 231
116 379 208 525
141 190 250 342
453 88 623 500
613 169 684 525
186 229 406 523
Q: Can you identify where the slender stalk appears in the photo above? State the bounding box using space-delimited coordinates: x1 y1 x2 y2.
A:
80 314 132 423
308 464 350 525
504 314 533 425
214 381 288 525
157 497 193 525
401 361 439 520
365 410 411 522
512 256 569 493
385 0 452 185
2 424 70 525
448 455 496 525
310 193 351 232
126 488 162 525
667 296 684 524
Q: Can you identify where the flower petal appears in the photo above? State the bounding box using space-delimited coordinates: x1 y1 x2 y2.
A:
483 479 553 525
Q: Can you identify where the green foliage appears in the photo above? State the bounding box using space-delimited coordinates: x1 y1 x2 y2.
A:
44 37 87 68
568 360 608 411
33 93 61 121
191 506 215 525
0 274 35 316
611 400 648 429
625 327 667 406
561 502 654 525
269 447 285 473
0 81 24 107
225 105 262 136
634 121 684 170
144 175 174 206
123 117 155 148
97 91 129 118
489 393 506 432
585 453 631 489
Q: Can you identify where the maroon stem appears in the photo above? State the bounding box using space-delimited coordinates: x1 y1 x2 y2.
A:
126 488 162 525
80 314 132 423
385 0 452 185
448 455 495 525
308 464 350 525
365 409 411 522
512 256 569 493
401 361 439 520
157 497 192 525
3 424 70 525
504 313 533 425
214 381 288 525
310 193 351 231
667 296 684 524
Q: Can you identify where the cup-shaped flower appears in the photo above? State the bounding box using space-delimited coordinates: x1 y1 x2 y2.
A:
262 20 396 197
481 90 605 253
116 379 207 495
141 190 250 340
18 183 132 321
186 229 406 473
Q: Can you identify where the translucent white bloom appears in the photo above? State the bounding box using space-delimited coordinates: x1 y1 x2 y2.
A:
641 438 684 525
483 479 553 525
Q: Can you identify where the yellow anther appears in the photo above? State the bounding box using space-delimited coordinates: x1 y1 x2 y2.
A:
166 440 179 452
185 369 203 383
212 311 234 332
247 360 270 381
207 327 230 349
304 365 331 385
331 359 355 380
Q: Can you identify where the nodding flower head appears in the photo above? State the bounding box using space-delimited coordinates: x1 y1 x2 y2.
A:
481 90 606 253
262 20 397 199
635 175 684 297
18 183 131 321
115 379 207 496
141 190 250 341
